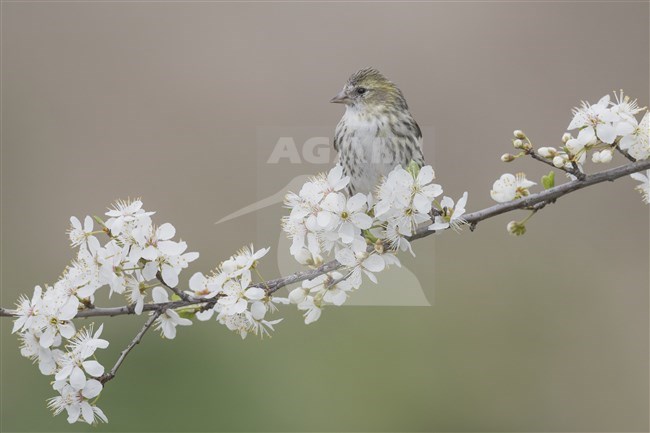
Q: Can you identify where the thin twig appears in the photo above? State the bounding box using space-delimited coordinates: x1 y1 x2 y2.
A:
527 151 580 177
616 146 636 162
99 310 162 385
1 159 649 320
326 268 355 290
570 161 586 180
156 271 190 301
0 307 14 317
78 297 95 309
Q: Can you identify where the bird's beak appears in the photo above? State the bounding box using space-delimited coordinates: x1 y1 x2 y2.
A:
330 90 349 104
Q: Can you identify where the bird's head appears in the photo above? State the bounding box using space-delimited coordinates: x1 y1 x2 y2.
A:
330 67 408 111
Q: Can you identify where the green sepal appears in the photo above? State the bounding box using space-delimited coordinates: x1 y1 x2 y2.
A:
92 215 107 227
362 229 378 244
170 294 182 302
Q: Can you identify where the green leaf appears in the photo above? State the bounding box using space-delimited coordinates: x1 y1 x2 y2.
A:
170 294 181 302
178 310 196 320
542 171 555 189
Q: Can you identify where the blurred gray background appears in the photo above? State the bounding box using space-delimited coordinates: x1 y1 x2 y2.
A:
1 1 648 431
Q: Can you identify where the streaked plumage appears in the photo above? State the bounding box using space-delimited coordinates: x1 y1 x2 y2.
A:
331 68 425 195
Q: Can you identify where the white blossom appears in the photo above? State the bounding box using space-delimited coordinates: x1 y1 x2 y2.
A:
318 193 372 243
220 244 270 279
610 90 644 123
289 275 328 305
630 170 649 204
620 112 649 161
104 199 154 236
567 94 619 144
429 192 468 231
321 272 355 306
248 316 283 339
217 271 266 315
411 166 443 214
142 241 199 288
335 248 386 285
67 216 96 248
490 173 536 203
130 222 179 262
68 241 103 299
124 273 148 315
54 324 108 391
189 271 223 299
151 287 192 339
297 296 322 324
55 352 104 391
565 127 596 158
47 383 107 424
374 166 414 218
97 240 133 296
19 329 59 375
12 285 43 334
39 290 79 348
67 324 109 358
381 220 415 255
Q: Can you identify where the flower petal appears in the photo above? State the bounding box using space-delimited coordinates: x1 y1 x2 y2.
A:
596 123 617 144
157 223 176 240
70 366 87 390
82 379 103 399
363 254 385 273
152 286 169 303
82 360 105 377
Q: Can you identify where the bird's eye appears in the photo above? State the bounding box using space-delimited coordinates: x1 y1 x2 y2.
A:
356 87 367 95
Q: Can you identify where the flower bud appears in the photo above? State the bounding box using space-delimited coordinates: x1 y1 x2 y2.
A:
538 147 556 158
565 139 581 155
553 155 566 168
513 139 524 149
507 221 526 236
562 133 572 143
501 153 516 162
592 151 602 163
599 148 613 163
514 130 526 139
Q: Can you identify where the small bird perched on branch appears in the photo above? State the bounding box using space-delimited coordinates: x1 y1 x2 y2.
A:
331 67 425 195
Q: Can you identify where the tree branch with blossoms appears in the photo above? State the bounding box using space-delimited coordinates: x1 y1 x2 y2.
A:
1 91 649 425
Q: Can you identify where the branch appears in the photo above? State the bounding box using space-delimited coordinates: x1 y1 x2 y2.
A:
99 310 162 385
616 145 637 162
156 271 190 301
1 159 648 320
527 150 583 179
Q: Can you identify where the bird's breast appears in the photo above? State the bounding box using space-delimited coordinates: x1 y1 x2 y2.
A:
336 110 408 194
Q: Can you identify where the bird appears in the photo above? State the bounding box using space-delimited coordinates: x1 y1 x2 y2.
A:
330 67 425 196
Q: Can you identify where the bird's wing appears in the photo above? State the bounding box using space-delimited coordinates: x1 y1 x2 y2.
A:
333 130 339 153
333 118 344 153
413 119 423 141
